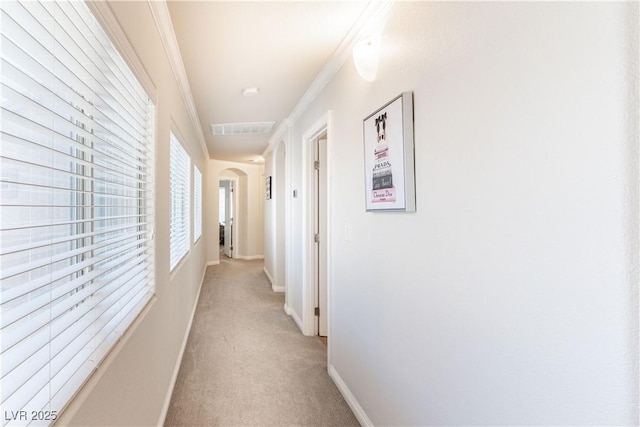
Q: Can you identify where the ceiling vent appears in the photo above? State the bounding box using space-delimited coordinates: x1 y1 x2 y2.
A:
210 122 276 136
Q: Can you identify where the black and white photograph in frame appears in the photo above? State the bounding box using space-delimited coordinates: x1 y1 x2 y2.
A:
363 91 416 211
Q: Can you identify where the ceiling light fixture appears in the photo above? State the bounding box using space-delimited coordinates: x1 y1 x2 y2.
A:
242 87 259 97
353 36 380 82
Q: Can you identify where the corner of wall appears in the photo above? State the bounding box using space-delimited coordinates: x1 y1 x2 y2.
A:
285 304 304 333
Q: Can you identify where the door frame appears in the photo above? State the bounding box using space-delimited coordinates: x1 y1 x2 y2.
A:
315 134 328 336
219 177 239 258
302 112 332 339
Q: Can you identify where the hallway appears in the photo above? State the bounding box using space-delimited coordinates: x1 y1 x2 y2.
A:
164 258 358 426
2 1 637 425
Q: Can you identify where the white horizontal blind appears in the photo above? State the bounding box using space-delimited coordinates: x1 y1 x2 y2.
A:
193 166 202 243
169 133 189 271
0 1 155 424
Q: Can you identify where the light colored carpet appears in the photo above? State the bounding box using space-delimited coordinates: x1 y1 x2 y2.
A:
164 257 359 427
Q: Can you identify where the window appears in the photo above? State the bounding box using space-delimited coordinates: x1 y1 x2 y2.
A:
0 0 155 421
169 133 190 270
193 166 202 242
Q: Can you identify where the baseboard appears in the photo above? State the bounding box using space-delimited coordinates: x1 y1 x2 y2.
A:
264 268 285 292
236 254 265 260
207 260 220 266
263 267 274 285
157 265 207 426
286 304 304 333
328 365 373 427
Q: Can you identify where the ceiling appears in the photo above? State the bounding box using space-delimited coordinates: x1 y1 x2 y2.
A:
167 0 369 163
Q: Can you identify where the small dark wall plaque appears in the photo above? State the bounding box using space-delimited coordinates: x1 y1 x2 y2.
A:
266 176 272 200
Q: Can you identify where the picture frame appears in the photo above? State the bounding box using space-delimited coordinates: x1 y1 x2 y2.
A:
265 176 272 200
363 91 415 212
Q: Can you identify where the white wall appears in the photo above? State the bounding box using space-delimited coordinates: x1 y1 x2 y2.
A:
264 142 287 291
206 160 265 265
264 154 276 283
281 2 639 425
57 2 209 426
275 143 287 289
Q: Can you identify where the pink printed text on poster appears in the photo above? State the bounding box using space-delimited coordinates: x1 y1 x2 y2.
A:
372 188 396 203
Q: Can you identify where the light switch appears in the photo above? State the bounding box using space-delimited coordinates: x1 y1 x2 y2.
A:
345 223 352 241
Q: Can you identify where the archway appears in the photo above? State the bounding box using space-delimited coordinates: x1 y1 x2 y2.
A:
219 168 247 259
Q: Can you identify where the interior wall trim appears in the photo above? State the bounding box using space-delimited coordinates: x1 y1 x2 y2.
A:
236 255 266 261
148 0 209 160
285 303 304 334
328 365 374 427
264 267 286 292
263 266 274 285
158 264 208 426
300 114 328 336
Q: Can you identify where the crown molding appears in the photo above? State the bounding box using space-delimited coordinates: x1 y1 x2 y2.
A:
148 1 209 160
262 0 394 157
86 1 157 104
262 119 292 158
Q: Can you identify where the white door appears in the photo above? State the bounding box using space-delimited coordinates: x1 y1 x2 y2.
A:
315 137 328 337
223 180 234 258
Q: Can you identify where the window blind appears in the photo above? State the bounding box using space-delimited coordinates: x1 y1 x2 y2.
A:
169 134 189 271
0 1 155 424
193 166 202 243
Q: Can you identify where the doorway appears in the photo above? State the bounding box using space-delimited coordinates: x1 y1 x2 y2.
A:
219 179 235 258
313 134 328 337
302 113 331 342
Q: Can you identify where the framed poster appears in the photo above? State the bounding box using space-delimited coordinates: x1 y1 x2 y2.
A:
265 176 272 200
363 91 415 211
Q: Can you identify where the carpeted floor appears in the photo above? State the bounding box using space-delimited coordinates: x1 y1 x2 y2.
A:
164 257 359 426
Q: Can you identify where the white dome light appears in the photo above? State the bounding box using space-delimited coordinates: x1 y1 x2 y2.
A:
242 87 259 97
353 37 380 82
